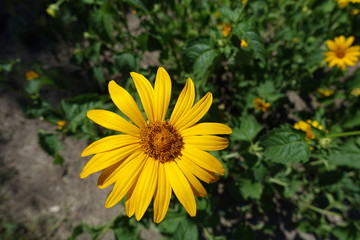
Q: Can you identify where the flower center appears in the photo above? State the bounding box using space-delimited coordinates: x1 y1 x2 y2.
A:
336 50 345 58
140 121 184 163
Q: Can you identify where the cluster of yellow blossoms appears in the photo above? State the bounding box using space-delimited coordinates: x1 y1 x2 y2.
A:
294 120 323 140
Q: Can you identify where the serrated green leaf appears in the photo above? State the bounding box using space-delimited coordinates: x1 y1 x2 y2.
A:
38 132 62 156
239 179 263 200
232 115 262 142
261 125 310 163
115 53 137 73
183 38 218 86
173 220 198 240
90 8 114 42
328 139 360 169
112 216 141 240
233 21 265 63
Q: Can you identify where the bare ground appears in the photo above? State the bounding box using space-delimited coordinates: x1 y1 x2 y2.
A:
0 89 121 239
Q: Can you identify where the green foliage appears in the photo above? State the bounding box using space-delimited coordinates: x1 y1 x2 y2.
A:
261 125 310 163
38 131 64 165
3 0 360 239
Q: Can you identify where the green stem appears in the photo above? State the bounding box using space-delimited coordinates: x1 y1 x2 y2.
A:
269 178 288 187
299 202 342 218
326 131 360 138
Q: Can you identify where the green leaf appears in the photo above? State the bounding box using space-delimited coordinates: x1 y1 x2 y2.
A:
38 132 62 156
0 59 20 73
124 0 149 13
115 53 138 73
182 38 218 85
233 20 266 63
239 179 263 200
90 8 114 42
112 216 141 240
38 132 64 165
93 66 106 90
261 125 310 163
328 138 360 169
173 219 198 240
232 115 262 142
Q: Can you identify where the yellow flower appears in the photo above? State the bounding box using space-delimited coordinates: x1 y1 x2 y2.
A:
351 88 360 96
242 0 247 3
57 120 66 130
240 39 249 48
80 67 232 223
293 120 323 140
131 9 137 15
324 35 360 70
254 98 270 112
337 0 350 8
25 71 39 81
317 88 334 97
221 23 232 37
352 9 360 15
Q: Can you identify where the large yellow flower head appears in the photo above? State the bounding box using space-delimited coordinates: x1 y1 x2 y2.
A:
80 67 232 223
324 35 360 70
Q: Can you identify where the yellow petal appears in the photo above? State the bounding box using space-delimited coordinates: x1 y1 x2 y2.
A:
97 161 122 187
177 161 207 197
184 136 229 151
99 150 143 189
125 181 137 217
178 156 219 183
130 72 155 122
108 80 146 128
132 158 159 221
80 144 140 178
81 134 139 157
87 110 140 136
181 123 232 136
326 40 336 51
154 67 172 121
104 152 147 208
174 92 213 131
344 36 355 48
169 78 195 124
182 146 225 175
153 163 172 223
165 162 196 217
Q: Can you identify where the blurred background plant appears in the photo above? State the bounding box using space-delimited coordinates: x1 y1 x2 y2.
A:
2 0 360 239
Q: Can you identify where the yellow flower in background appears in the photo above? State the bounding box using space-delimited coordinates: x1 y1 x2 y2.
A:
337 0 350 8
131 9 137 15
242 0 247 3
351 88 360 96
352 9 360 15
317 88 334 97
57 120 66 130
25 71 39 81
81 67 232 223
324 35 360 70
294 120 323 140
240 39 249 48
254 98 270 112
221 23 232 37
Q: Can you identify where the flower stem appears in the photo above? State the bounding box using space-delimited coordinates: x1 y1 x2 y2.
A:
299 202 342 218
326 131 360 138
